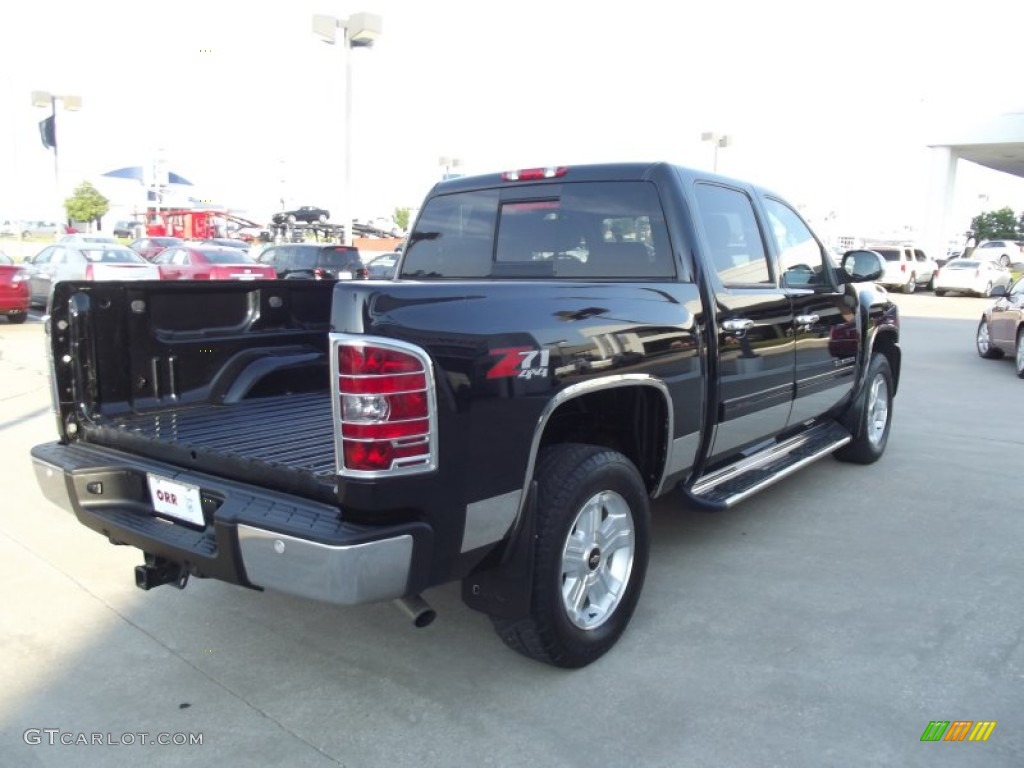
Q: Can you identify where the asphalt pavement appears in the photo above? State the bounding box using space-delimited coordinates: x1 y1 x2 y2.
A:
0 294 1021 768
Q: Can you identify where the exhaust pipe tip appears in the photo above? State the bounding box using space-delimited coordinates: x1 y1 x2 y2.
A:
394 594 436 628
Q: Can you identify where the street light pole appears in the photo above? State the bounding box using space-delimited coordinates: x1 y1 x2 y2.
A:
32 90 81 239
701 131 731 173
313 12 382 247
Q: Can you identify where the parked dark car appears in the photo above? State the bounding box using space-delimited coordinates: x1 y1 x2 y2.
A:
271 206 330 225
0 252 30 323
112 220 141 238
129 236 185 261
256 243 367 280
365 251 400 279
976 275 1024 377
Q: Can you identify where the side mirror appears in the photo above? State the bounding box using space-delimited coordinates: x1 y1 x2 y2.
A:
841 249 886 282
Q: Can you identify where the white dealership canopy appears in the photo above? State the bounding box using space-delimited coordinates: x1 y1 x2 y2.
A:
925 108 1024 257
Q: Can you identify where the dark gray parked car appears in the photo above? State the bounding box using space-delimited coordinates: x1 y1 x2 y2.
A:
256 243 367 280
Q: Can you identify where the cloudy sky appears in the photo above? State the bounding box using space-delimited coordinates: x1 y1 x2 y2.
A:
1 0 1022 241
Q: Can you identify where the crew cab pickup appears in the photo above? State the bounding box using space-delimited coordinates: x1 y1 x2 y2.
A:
31 163 900 668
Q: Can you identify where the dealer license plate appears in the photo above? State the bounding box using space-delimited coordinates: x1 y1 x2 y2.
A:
147 474 205 527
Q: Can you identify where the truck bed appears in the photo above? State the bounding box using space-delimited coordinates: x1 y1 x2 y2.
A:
81 392 338 501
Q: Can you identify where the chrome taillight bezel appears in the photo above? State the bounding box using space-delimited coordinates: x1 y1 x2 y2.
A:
330 332 438 478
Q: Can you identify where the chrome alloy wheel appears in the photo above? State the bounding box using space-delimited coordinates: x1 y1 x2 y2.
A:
560 490 635 630
977 322 992 356
866 373 890 448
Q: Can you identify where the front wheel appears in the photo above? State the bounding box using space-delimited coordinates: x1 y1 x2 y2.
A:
999 254 1011 268
976 319 1002 359
835 354 893 464
1016 329 1024 379
6 312 27 324
981 282 993 298
491 443 650 668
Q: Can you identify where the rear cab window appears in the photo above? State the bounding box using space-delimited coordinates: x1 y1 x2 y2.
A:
401 181 675 280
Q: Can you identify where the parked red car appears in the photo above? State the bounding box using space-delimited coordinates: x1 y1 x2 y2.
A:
128 236 185 261
0 253 30 323
152 245 277 281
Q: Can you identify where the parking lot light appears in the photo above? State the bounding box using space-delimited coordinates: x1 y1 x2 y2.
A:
312 12 383 246
32 90 82 240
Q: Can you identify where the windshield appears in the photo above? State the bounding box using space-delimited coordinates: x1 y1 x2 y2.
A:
318 248 361 267
199 249 254 264
872 248 901 261
944 260 978 269
82 247 145 264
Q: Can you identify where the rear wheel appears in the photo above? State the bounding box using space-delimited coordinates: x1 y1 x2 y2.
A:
6 312 27 324
1016 329 1024 379
981 282 993 298
934 289 946 297
491 443 650 668
976 319 1002 359
901 274 916 294
835 353 893 464
999 254 1011 268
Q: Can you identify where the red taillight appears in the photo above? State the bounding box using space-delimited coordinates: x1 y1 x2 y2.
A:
502 166 569 181
900 263 906 273
335 340 434 474
313 267 326 279
84 263 95 280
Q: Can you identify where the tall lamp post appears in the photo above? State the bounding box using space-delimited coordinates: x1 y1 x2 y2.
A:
32 90 82 238
439 156 462 180
313 12 382 246
701 131 731 173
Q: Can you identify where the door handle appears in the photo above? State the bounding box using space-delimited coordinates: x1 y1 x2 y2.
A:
795 313 819 325
722 318 755 335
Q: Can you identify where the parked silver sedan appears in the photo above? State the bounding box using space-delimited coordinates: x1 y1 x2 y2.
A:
24 243 160 307
932 259 1012 297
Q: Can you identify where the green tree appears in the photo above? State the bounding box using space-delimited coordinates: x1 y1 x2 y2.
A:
969 206 1019 242
64 181 110 230
393 207 411 232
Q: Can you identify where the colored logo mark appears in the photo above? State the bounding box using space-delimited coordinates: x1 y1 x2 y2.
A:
920 721 996 742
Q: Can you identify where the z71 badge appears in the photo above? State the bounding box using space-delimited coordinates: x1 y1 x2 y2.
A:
487 347 551 380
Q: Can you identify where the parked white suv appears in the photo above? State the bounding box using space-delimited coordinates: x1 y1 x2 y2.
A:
867 244 937 294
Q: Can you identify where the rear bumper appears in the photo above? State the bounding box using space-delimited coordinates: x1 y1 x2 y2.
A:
31 441 431 605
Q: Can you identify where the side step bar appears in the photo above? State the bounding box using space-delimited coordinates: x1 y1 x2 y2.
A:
683 421 852 510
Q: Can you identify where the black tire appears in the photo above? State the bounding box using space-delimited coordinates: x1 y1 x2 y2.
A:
318 214 328 223
6 313 27 324
901 275 916 294
1016 329 1024 379
934 289 946 297
491 443 650 668
835 354 893 465
926 274 935 291
999 254 1010 268
976 319 1002 359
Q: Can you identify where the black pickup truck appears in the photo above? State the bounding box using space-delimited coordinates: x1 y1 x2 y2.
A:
31 162 900 668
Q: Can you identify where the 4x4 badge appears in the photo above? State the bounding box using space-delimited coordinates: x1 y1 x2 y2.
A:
487 347 550 380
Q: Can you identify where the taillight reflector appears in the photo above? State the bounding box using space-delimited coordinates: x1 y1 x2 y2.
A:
502 166 569 181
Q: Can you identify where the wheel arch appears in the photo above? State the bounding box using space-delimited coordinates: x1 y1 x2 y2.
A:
869 327 901 396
